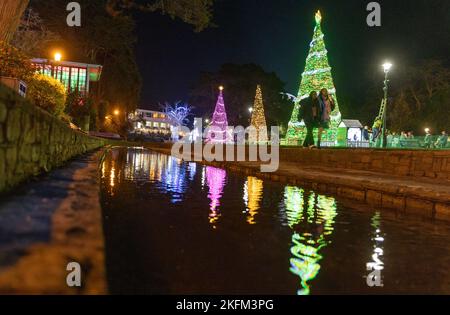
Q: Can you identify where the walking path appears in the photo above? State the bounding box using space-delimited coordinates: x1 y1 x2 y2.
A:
0 150 106 294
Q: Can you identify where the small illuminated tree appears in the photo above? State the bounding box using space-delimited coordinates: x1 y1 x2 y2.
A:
249 85 268 143
162 101 193 141
206 86 232 143
162 101 192 127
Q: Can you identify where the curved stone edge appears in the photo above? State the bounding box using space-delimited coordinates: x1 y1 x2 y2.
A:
0 149 108 295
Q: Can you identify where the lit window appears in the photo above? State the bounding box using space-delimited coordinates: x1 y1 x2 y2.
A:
71 68 79 91
78 68 87 93
61 67 70 90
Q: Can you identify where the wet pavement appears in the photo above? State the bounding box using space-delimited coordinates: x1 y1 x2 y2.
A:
0 152 106 294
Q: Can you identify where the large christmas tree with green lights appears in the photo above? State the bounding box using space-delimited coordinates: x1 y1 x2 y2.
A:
287 11 342 142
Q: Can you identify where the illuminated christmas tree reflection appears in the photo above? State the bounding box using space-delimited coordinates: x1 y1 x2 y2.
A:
366 212 385 287
206 166 227 225
243 177 264 225
284 186 337 295
121 148 196 203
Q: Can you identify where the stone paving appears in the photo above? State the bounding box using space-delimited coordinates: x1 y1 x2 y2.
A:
0 150 106 294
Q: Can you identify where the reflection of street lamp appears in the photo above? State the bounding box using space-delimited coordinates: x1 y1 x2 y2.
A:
381 62 393 148
114 109 120 116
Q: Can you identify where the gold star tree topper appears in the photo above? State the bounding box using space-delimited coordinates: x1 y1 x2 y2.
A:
315 10 322 24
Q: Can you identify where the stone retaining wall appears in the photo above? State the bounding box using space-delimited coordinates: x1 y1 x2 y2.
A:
145 142 450 181
280 148 450 181
0 84 106 193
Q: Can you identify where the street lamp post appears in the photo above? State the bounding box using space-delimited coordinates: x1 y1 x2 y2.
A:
381 62 392 148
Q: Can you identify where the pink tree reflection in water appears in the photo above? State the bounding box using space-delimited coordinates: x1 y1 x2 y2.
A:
206 166 227 225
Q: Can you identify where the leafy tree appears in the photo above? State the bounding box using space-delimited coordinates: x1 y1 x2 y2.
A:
27 73 67 117
0 41 34 81
64 90 96 128
190 64 293 129
11 8 60 56
106 0 214 32
31 0 214 128
31 0 142 126
403 60 450 110
0 0 29 42
385 59 450 134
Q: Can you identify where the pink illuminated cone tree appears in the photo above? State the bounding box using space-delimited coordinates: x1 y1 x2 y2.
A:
207 86 232 143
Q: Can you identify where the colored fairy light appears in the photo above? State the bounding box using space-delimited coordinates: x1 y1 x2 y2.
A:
206 166 227 224
243 176 264 225
287 10 342 141
249 85 268 143
207 86 232 143
284 186 338 295
315 10 322 24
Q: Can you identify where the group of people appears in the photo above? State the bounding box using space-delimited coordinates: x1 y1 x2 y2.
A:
362 126 448 149
424 130 449 149
298 88 336 148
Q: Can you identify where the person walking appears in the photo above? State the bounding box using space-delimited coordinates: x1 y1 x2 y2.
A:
299 91 320 148
317 88 336 148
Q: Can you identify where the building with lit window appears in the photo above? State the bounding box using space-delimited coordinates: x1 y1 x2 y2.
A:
128 109 174 135
31 58 102 96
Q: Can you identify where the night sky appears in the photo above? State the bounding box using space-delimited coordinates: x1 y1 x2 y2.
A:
135 0 450 114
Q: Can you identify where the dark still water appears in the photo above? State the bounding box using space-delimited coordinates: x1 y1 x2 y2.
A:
100 147 450 295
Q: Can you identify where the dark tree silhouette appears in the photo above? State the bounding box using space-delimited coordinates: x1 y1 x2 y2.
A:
190 64 293 130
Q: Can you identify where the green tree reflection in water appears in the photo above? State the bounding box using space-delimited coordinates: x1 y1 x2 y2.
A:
284 187 338 295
